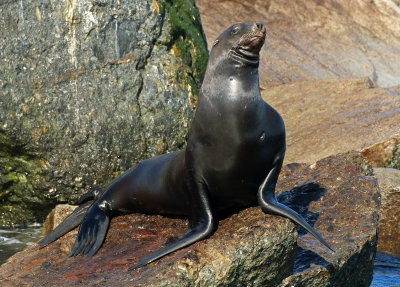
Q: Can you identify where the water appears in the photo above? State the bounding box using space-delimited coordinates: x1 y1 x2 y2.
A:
371 252 400 287
0 225 399 286
0 224 43 265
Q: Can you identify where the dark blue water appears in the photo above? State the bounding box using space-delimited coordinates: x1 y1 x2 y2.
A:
370 252 400 287
1 225 399 286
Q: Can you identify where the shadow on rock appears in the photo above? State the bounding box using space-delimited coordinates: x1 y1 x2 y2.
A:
293 247 330 273
277 182 326 235
277 183 330 273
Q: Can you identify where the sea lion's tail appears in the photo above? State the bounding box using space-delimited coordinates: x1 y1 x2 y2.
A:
39 188 102 249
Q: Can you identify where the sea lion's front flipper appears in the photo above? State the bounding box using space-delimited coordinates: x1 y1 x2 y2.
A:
69 204 110 257
128 182 216 271
257 156 335 252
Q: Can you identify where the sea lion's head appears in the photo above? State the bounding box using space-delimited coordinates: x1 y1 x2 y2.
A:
209 23 267 67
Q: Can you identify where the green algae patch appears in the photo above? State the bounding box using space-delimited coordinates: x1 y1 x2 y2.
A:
162 0 209 103
0 138 54 226
388 146 400 170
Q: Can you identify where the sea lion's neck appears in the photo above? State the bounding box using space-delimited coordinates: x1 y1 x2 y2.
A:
201 55 261 101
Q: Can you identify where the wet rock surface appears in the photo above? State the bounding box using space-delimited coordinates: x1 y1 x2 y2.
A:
0 0 208 225
0 152 379 286
373 168 400 257
197 0 400 89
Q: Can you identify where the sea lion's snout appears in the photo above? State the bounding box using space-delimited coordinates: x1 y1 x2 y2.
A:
235 23 266 57
227 23 267 65
247 23 266 54
251 23 267 39
248 23 266 47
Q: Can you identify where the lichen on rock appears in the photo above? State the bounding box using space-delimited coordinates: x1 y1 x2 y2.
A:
362 135 400 170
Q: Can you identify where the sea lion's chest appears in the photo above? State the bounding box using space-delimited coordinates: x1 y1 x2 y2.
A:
189 98 285 211
202 139 279 211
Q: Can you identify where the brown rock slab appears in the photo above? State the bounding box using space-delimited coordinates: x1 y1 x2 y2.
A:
0 152 379 286
262 78 400 164
0 208 297 286
373 168 400 257
276 152 379 286
197 0 400 89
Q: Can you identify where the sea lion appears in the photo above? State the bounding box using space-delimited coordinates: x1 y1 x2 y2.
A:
40 23 334 271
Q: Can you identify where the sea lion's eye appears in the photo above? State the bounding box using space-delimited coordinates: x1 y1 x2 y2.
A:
213 39 219 47
231 26 240 34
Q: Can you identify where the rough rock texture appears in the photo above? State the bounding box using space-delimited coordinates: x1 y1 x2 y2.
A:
197 0 400 89
275 152 380 286
262 78 400 164
0 0 208 225
360 137 400 258
0 152 379 286
361 134 400 170
0 208 298 287
373 168 400 257
42 204 77 236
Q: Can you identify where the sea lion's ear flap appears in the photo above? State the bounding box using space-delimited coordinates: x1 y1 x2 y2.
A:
213 39 220 47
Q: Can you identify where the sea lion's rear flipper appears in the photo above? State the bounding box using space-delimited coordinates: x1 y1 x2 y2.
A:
39 188 103 249
128 182 216 271
257 157 335 252
39 200 93 248
69 204 110 257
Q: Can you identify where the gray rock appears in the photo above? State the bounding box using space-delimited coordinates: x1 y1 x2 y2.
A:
0 0 208 225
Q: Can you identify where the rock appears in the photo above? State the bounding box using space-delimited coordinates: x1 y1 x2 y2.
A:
361 138 400 258
0 0 208 225
361 134 400 170
373 168 400 257
42 204 77 236
276 152 379 286
196 0 400 89
0 208 298 286
0 152 379 286
262 78 400 164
